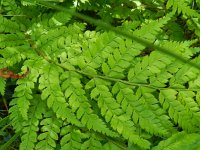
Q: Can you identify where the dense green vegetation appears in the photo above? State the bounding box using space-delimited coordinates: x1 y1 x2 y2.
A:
1 0 200 149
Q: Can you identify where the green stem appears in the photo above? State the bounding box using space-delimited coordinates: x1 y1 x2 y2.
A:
54 60 200 91
30 41 200 91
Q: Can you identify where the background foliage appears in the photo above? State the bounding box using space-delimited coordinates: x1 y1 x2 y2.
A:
1 0 200 149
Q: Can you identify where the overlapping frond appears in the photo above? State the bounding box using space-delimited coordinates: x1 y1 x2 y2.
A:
112 83 176 137
60 71 118 137
86 79 151 148
36 112 62 150
159 89 200 132
153 132 200 150
167 0 200 17
1 0 200 149
60 125 84 150
39 64 82 126
20 96 45 150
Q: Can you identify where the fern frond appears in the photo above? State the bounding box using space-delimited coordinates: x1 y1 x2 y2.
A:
75 32 118 75
60 71 118 137
36 112 62 150
20 95 45 150
81 133 103 150
0 47 26 66
112 82 176 137
159 89 200 132
11 76 34 120
134 13 173 41
1 0 21 15
9 63 40 132
166 0 200 17
157 40 197 59
86 78 151 149
48 11 72 27
0 33 26 49
79 14 172 79
39 64 82 127
9 101 24 132
152 132 200 150
101 36 137 79
35 23 85 59
1 1 200 149
128 51 173 84
0 16 21 33
169 58 200 89
60 125 84 150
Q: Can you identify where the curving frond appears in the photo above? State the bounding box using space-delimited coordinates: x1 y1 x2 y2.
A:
1 0 200 149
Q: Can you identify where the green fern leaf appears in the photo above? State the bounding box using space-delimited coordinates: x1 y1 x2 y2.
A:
81 134 103 150
9 101 24 132
60 71 118 137
39 64 83 127
153 132 200 150
9 68 37 132
0 47 26 66
128 51 173 84
49 11 72 27
12 77 34 120
112 83 176 137
1 0 22 15
36 113 62 150
103 142 122 150
133 13 173 41
0 16 21 33
60 125 83 150
2 1 200 149
20 96 45 150
89 78 151 149
160 89 200 132
0 33 26 49
166 0 200 17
